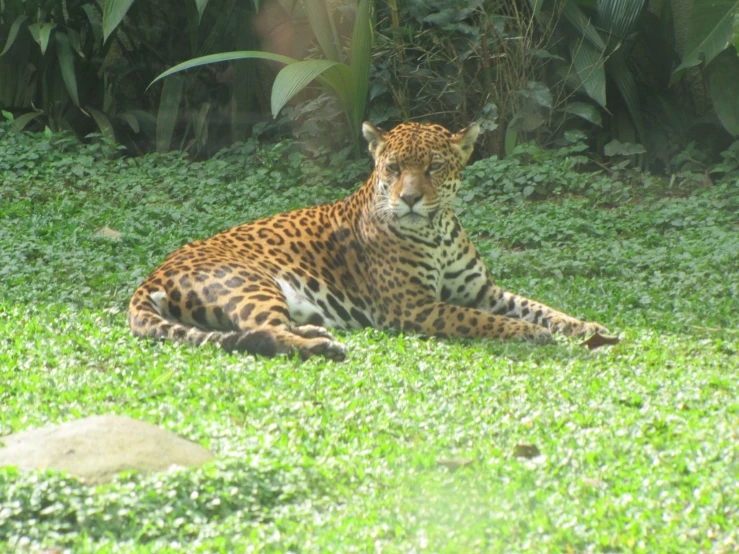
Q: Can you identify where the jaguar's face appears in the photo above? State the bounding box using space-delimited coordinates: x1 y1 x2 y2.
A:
362 122 480 226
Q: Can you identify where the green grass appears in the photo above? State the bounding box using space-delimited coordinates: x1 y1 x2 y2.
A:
1 129 738 552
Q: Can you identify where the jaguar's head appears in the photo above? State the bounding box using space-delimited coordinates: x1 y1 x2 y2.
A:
362 121 480 227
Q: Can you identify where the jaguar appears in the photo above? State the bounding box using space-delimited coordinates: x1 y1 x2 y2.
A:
128 121 609 360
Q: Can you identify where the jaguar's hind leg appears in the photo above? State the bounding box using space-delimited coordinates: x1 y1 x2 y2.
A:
131 259 348 360
215 276 347 360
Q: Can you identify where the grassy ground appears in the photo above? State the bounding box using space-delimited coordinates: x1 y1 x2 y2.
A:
1 130 738 552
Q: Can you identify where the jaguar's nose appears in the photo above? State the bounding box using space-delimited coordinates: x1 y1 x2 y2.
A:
400 191 423 208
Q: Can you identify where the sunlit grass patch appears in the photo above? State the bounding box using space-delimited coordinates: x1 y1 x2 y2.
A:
1 132 738 552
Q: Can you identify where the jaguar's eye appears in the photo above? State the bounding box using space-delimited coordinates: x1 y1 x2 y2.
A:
386 163 400 174
428 161 444 172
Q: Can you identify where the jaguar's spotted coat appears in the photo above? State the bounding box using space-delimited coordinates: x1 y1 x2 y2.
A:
128 122 608 360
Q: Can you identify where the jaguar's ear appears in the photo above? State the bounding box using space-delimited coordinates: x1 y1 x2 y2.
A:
451 123 480 163
362 122 386 161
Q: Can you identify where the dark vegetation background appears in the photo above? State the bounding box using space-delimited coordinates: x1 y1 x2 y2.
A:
2 0 739 178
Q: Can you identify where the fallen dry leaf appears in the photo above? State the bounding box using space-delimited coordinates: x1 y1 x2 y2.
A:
513 443 541 459
581 477 607 488
437 457 475 471
580 331 620 350
93 225 122 241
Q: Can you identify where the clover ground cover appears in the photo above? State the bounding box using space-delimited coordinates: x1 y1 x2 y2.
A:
1 132 737 552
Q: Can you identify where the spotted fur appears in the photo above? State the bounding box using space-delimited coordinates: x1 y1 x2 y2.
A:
128 122 609 360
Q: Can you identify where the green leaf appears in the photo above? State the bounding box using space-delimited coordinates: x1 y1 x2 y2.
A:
194 0 210 23
562 0 606 50
156 76 184 152
271 60 342 117
518 81 553 109
86 106 115 141
118 111 140 133
526 48 565 61
313 63 354 117
707 49 739 136
55 32 80 107
671 0 738 84
4 63 34 107
0 15 28 57
563 101 602 126
509 108 547 132
11 111 44 131
81 4 104 47
349 0 373 135
150 51 297 88
303 0 341 61
151 369 177 387
595 0 646 46
604 139 646 156
28 22 56 55
66 27 84 58
424 9 458 27
609 51 645 139
103 0 136 44
570 39 607 107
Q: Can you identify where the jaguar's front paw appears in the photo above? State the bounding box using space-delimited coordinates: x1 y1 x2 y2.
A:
522 324 554 345
549 316 609 338
578 321 611 338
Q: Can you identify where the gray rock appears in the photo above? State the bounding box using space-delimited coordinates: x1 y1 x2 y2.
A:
0 415 215 485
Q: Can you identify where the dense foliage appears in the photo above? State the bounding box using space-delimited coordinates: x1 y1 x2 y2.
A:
0 0 265 154
3 0 739 170
1 123 738 552
368 0 739 165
